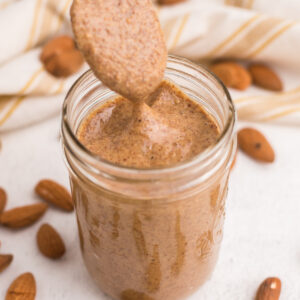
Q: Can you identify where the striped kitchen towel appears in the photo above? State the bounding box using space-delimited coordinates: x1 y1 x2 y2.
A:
0 0 299 131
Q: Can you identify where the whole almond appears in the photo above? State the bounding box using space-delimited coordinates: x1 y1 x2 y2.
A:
238 128 275 163
40 35 84 78
249 63 283 91
35 179 73 212
43 49 84 78
40 36 75 63
0 254 13 273
211 61 252 91
256 277 281 300
0 203 48 228
6 272 36 300
37 223 66 259
0 187 7 214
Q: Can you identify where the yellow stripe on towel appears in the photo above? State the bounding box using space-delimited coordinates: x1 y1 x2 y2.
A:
262 106 300 121
205 14 261 57
221 17 284 58
170 13 190 50
56 0 73 30
247 22 295 58
25 0 43 51
0 67 44 126
234 85 300 104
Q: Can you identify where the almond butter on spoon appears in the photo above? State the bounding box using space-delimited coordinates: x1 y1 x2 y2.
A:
70 0 167 102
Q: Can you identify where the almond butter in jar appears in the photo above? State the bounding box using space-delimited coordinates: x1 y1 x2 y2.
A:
61 56 236 300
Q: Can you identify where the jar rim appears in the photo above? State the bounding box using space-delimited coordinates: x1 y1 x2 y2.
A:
62 55 236 177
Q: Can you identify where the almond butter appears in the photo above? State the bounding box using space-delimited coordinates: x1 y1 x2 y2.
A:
6 272 36 300
0 254 13 273
40 35 84 78
35 179 73 212
256 277 281 300
0 203 48 228
249 63 283 91
0 187 7 214
211 61 252 91
238 128 275 163
37 223 66 259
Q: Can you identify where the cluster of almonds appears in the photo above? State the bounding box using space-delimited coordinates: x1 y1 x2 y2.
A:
209 61 281 167
210 60 283 92
0 179 73 299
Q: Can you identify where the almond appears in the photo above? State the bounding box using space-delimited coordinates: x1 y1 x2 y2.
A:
238 128 275 163
44 49 84 78
211 61 252 91
37 223 66 259
0 254 13 273
40 36 75 63
256 277 281 300
249 63 283 91
40 35 84 78
0 187 7 214
6 272 36 300
35 179 73 212
0 203 48 228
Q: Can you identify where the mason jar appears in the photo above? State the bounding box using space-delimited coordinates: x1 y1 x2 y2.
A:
61 55 236 300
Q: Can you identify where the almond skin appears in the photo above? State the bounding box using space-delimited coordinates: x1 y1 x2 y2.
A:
40 36 75 63
37 223 66 259
0 203 48 228
35 179 73 212
40 35 84 78
256 277 281 300
44 49 84 78
6 272 36 300
0 254 13 273
211 61 252 91
249 63 283 91
238 128 275 163
0 187 7 214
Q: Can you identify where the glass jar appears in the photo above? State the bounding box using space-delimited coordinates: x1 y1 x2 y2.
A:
61 56 236 300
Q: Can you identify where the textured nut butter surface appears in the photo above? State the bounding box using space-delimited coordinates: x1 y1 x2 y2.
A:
78 81 219 168
71 0 167 102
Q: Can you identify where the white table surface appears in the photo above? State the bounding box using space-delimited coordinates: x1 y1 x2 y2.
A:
0 115 299 300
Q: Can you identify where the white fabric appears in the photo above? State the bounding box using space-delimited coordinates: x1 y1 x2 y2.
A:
0 117 299 299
